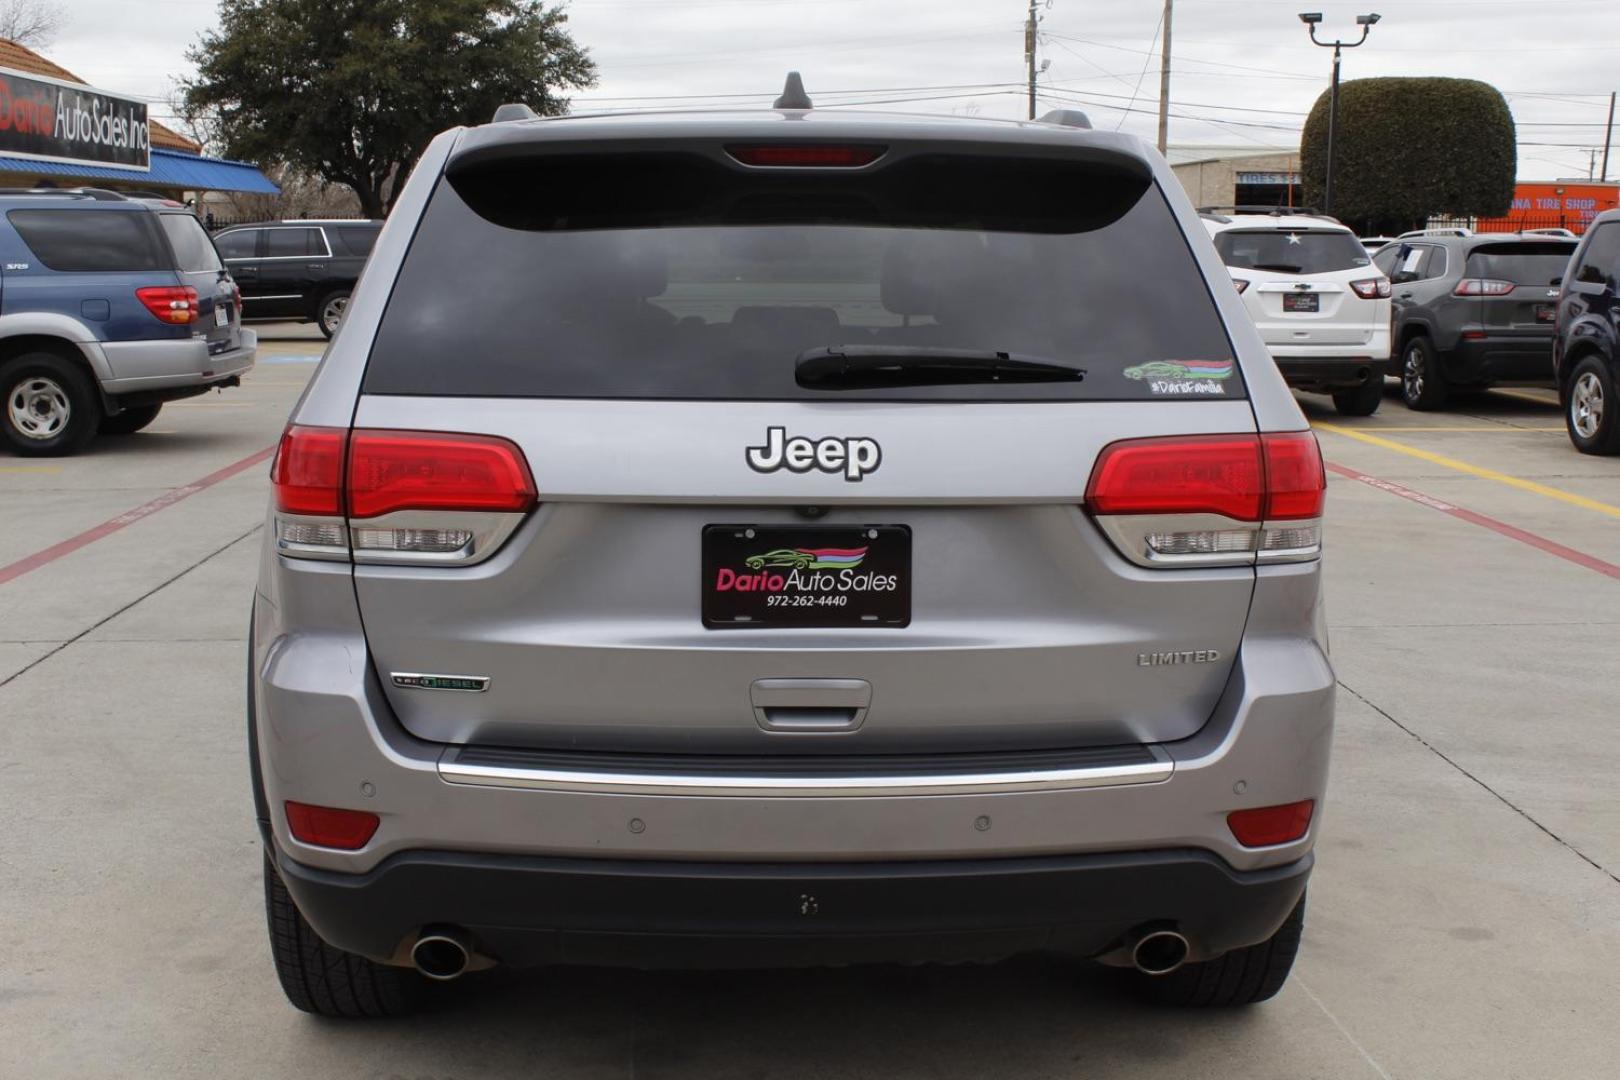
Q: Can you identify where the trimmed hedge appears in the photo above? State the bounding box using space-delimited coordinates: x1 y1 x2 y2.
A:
1300 77 1515 230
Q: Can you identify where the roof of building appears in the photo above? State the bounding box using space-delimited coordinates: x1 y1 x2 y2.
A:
0 37 201 154
1165 144 1297 168
0 146 279 194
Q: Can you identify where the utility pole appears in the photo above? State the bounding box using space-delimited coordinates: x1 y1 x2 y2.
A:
1157 0 1173 153
1602 91 1616 182
1025 0 1039 120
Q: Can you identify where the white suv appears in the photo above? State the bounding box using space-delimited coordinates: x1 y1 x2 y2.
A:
1203 209 1392 415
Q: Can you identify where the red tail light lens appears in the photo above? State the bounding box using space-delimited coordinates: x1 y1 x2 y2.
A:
347 430 536 519
1087 435 1266 521
1227 799 1315 847
136 285 199 324
1350 278 1392 299
726 143 885 167
270 425 346 515
1260 431 1326 520
285 801 379 850
1453 278 1515 296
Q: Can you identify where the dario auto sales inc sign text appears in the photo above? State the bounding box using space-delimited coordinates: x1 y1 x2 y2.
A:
0 67 149 171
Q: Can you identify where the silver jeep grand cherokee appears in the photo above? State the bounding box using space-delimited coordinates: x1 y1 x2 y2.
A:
251 85 1332 1018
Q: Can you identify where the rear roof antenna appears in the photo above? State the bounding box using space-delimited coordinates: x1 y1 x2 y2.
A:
774 71 813 110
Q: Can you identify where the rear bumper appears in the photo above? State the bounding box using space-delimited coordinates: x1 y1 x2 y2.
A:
95 329 257 395
1272 356 1389 390
1447 335 1555 385
273 842 1312 968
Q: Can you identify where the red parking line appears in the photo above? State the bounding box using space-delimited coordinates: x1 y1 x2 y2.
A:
1325 461 1620 581
0 446 276 587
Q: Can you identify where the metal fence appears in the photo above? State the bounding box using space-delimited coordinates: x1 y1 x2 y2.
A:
1426 213 1592 236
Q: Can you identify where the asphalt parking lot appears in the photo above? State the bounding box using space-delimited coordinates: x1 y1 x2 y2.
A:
2 327 1617 1079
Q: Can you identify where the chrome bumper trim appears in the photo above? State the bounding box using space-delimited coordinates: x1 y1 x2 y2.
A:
437 746 1175 798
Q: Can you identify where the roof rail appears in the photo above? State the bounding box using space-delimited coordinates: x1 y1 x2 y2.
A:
0 187 129 201
774 71 813 110
1037 108 1092 129
1198 204 1329 218
492 102 538 123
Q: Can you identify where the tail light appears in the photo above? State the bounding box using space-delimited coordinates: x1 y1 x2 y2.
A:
269 426 536 565
726 144 885 167
1232 278 1251 294
1453 278 1515 296
285 801 380 850
136 285 199 324
1349 277 1392 299
1086 432 1325 567
1227 799 1315 847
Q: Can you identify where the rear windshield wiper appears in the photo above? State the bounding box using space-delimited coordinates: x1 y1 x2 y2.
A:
1248 262 1303 273
796 346 1086 389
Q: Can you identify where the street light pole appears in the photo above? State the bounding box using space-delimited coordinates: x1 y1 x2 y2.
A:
1299 13 1380 216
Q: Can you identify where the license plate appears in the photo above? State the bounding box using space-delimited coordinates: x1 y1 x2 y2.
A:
215 303 230 327
1535 304 1555 323
702 525 911 629
1282 293 1319 313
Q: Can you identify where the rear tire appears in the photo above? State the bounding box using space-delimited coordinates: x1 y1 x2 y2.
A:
1 351 100 456
99 403 162 435
1134 895 1305 1007
263 851 423 1017
316 289 351 339
1566 356 1620 455
1331 378 1383 416
1401 336 1448 411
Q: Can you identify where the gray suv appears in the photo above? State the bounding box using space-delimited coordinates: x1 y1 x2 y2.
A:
1373 234 1577 410
251 88 1333 1018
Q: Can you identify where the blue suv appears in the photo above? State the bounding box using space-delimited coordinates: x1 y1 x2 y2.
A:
0 188 255 456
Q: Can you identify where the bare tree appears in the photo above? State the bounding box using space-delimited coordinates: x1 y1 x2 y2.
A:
0 0 64 47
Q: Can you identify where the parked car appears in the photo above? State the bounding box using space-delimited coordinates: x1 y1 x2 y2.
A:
1359 235 1398 255
1552 210 1620 453
212 219 383 338
0 188 254 456
1397 227 1473 240
1373 234 1577 410
1201 207 1391 415
252 93 1332 1018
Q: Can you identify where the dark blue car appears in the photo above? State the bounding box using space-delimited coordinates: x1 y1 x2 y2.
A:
0 188 255 456
1554 211 1620 454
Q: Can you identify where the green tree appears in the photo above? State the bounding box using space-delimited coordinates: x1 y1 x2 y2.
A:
183 0 595 217
1300 77 1515 234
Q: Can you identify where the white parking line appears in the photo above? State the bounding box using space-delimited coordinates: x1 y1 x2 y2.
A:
1299 979 1396 1080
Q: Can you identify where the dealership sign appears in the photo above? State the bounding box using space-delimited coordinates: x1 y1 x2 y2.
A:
0 66 149 171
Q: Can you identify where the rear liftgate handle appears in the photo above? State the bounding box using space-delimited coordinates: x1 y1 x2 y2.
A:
750 678 871 733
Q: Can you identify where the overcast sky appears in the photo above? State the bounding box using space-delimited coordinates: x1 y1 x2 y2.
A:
46 0 1620 180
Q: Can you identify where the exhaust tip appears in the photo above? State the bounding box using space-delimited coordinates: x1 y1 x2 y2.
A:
411 928 471 981
1132 929 1190 976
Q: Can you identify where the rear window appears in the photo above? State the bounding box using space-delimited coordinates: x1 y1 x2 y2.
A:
158 213 223 273
1214 229 1371 275
363 151 1240 402
1465 242 1576 286
336 226 379 256
8 209 170 272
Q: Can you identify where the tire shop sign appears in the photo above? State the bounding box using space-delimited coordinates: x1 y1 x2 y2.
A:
0 66 150 171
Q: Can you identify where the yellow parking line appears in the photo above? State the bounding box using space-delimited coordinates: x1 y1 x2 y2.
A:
1491 389 1558 406
1315 421 1620 521
1325 426 1566 433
